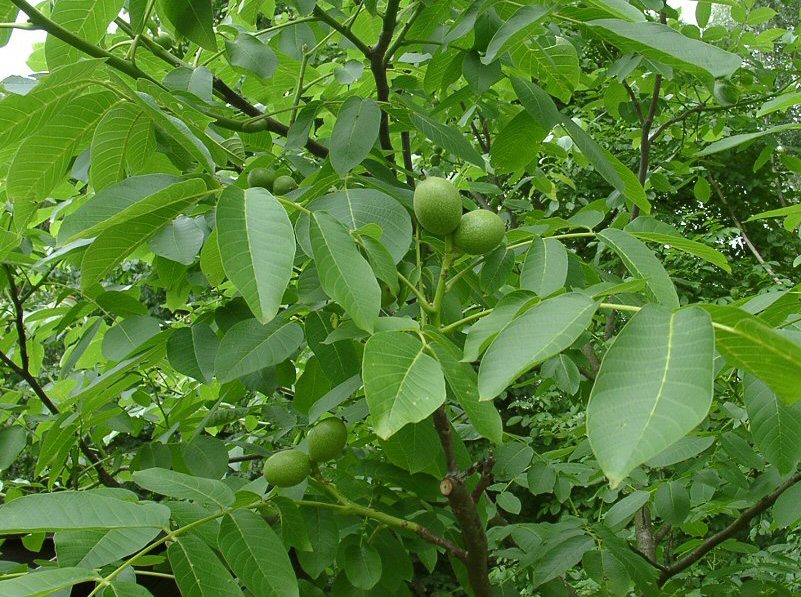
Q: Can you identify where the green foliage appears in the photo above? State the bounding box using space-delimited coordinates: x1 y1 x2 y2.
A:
0 0 800 594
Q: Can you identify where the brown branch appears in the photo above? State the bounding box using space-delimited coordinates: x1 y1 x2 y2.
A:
649 103 706 144
622 80 645 126
433 406 493 596
635 506 656 562
658 472 801 584
471 457 496 504
401 130 415 186
709 177 784 285
368 0 401 156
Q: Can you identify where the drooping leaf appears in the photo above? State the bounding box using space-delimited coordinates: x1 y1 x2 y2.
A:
56 528 161 569
410 111 484 167
160 0 217 51
587 306 715 487
520 236 568 297
218 510 299 597
463 290 539 362
147 215 205 265
90 103 153 191
225 33 277 80
102 316 161 362
0 427 26 470
483 5 551 64
598 228 679 308
0 567 99 597
215 318 304 382
45 0 126 69
587 19 741 82
0 492 170 533
310 211 381 332
478 293 598 400
8 91 117 231
217 186 296 324
329 97 381 175
696 124 801 156
743 375 801 475
363 331 446 440
167 535 244 597
167 324 220 383
133 467 234 508
630 231 731 273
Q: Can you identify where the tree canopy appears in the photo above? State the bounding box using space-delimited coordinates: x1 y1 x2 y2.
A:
0 0 800 595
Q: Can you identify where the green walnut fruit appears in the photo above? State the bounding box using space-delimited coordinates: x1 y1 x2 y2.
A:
307 417 348 462
272 175 298 195
413 176 462 236
430 154 441 166
262 449 311 487
247 167 277 190
713 80 740 106
453 209 505 255
154 32 174 50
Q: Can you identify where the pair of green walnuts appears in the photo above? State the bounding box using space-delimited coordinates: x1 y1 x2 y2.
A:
262 417 347 487
413 176 505 255
247 167 298 195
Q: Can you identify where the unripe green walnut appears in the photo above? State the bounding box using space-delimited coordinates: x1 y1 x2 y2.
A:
247 167 277 190
262 449 311 487
413 177 462 236
272 175 298 195
453 209 505 255
307 417 348 462
154 32 174 50
713 80 740 106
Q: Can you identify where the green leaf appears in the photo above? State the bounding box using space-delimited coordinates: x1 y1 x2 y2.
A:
310 211 381 332
744 375 801 475
0 1 18 47
425 330 503 444
102 316 161 362
587 19 741 82
705 306 801 404
512 78 649 214
478 293 598 400
463 290 538 362
756 92 801 117
104 581 155 596
168 535 244 597
216 186 295 324
160 0 217 51
773 483 801 528
225 32 277 80
0 567 98 597
8 91 117 231
45 0 126 69
330 97 381 176
0 491 170 533
216 318 304 382
696 124 801 156
133 467 234 508
56 528 161 569
587 306 715 488
410 111 484 167
167 324 220 383
598 228 679 308
59 174 184 242
340 538 382 589
654 481 690 525
510 36 580 102
90 101 153 191
379 419 443 475
604 490 650 531
200 227 225 287
520 236 568 297
483 5 551 64
489 110 546 172
0 426 26 470
363 331 446 440
148 214 205 265
0 60 102 146
631 231 730 273
585 0 645 22
78 179 207 289
298 188 413 263
129 90 215 171
218 510 299 597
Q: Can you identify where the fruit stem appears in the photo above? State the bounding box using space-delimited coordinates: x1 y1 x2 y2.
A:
398 272 435 313
431 235 455 327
